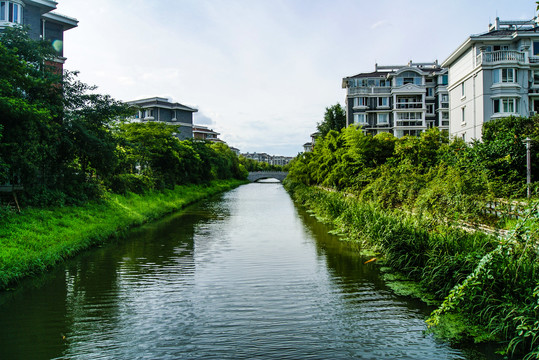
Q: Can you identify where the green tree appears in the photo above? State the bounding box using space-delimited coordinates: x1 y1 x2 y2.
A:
316 103 346 138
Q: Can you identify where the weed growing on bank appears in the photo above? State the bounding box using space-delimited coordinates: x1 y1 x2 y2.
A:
0 180 246 290
285 180 538 359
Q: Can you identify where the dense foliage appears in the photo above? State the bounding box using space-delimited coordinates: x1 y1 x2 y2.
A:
287 118 539 358
0 28 246 207
316 103 346 138
289 119 539 223
238 156 284 172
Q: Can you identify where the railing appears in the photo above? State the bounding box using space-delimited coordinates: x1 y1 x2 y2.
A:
348 87 391 95
395 121 423 127
476 50 525 65
395 103 423 109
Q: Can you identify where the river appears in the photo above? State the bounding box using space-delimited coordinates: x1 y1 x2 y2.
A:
0 182 500 359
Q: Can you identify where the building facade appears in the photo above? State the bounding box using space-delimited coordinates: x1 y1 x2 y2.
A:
0 0 78 71
442 18 539 141
127 97 198 140
342 62 449 138
193 125 222 142
241 152 293 166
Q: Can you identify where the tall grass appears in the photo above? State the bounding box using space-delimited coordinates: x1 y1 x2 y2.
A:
285 180 538 359
0 180 246 290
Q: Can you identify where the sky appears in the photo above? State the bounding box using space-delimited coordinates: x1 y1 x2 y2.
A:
55 0 536 157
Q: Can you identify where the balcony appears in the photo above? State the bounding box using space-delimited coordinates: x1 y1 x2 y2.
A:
348 87 391 95
395 102 423 109
476 50 525 66
396 120 423 127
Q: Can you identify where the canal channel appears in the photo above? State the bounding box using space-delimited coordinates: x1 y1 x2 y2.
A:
0 182 500 359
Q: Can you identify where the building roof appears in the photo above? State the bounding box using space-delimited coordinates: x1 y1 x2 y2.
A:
128 97 198 112
24 0 57 12
443 17 539 67
42 12 78 30
193 125 220 136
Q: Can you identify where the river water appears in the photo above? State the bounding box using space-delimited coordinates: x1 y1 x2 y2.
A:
0 183 500 359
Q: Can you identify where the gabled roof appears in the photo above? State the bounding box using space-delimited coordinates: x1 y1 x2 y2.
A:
42 12 78 30
128 97 198 112
24 0 57 12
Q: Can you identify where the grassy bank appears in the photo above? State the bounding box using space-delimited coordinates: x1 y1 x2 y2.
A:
0 179 247 290
285 180 539 359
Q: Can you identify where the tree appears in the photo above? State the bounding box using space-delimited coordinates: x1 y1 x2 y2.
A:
316 103 346 138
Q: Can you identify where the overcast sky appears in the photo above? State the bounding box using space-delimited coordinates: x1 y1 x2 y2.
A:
56 0 535 156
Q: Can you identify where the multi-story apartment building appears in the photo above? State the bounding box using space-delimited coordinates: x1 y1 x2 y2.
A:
0 1 78 71
193 125 222 142
442 17 539 141
342 62 449 138
241 152 293 166
127 97 198 140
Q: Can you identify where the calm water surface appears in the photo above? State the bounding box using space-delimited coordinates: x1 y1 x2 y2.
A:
0 183 500 359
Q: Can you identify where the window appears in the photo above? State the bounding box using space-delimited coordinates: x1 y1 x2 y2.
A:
493 68 516 83
440 75 448 86
377 113 389 124
461 107 465 123
534 41 539 56
396 71 422 86
396 112 422 120
353 97 366 107
493 98 519 114
353 113 367 125
427 104 434 114
427 88 434 97
534 70 539 85
0 1 22 23
493 45 509 51
378 97 388 107
461 82 465 97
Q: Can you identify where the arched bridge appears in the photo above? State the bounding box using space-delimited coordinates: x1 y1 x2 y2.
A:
247 171 288 182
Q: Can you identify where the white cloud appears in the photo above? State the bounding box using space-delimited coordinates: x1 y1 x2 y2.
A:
57 0 536 156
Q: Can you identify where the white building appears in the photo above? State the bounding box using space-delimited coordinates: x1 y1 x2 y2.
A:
442 17 539 141
342 62 449 138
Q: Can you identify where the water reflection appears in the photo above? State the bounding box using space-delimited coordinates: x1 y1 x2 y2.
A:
0 184 500 360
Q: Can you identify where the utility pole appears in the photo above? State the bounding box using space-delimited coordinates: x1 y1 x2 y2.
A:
523 137 532 198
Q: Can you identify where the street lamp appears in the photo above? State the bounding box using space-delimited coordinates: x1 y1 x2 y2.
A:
523 137 533 198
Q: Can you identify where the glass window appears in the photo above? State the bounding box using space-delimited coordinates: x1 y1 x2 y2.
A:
493 69 500 83
427 88 434 97
495 68 516 83
440 75 448 85
534 71 539 85
427 104 434 114
378 97 388 107
534 41 539 56
354 113 366 124
461 83 465 97
377 113 389 124
354 97 366 107
0 2 5 21
493 98 519 113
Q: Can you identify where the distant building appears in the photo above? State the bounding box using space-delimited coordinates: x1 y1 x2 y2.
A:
127 97 198 140
193 125 223 142
342 62 449 138
303 132 319 152
0 0 78 72
442 17 539 141
241 152 293 166
229 147 240 156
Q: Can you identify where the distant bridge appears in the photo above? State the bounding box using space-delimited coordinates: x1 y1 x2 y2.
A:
247 171 288 182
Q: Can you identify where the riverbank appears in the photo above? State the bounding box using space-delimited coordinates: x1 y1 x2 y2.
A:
0 179 247 291
284 180 539 359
